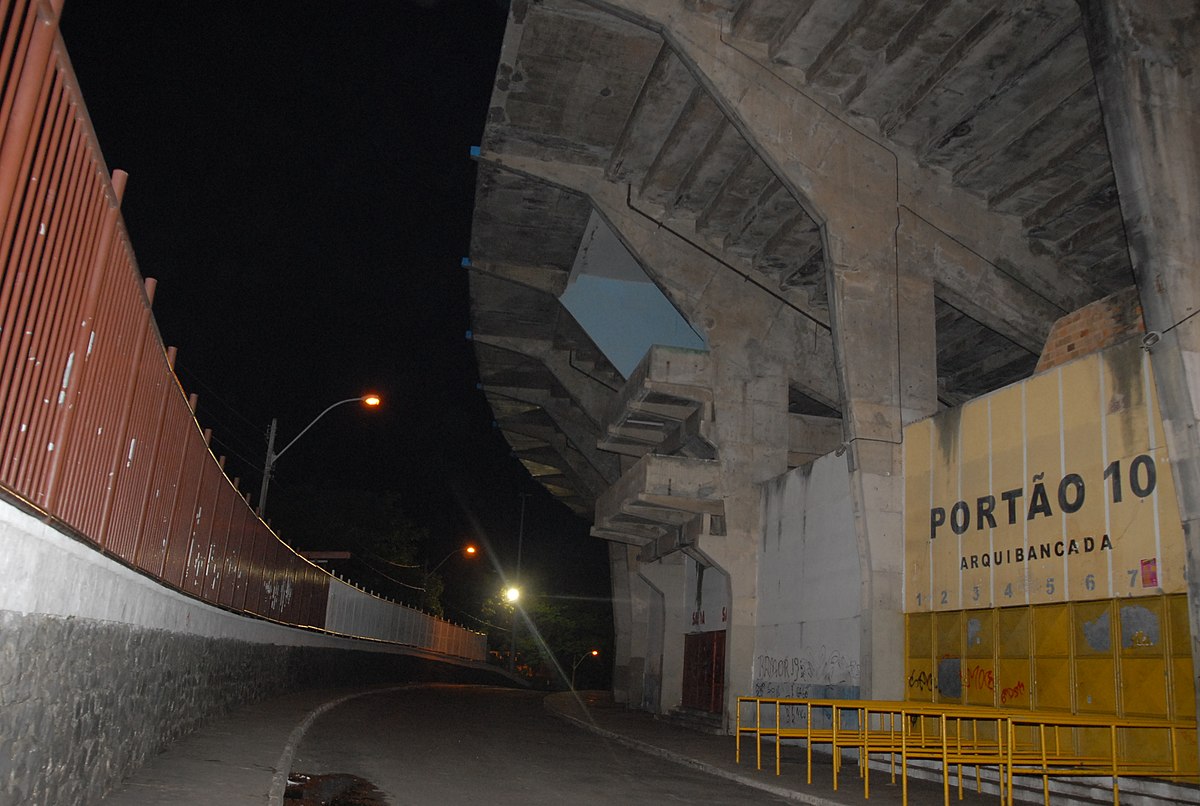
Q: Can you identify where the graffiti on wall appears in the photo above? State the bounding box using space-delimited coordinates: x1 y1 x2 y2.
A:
907 658 1027 705
752 645 861 699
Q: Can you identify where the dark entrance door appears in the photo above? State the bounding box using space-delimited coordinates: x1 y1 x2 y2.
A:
681 630 725 713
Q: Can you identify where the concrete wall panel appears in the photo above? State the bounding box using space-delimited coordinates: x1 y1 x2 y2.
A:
754 452 862 701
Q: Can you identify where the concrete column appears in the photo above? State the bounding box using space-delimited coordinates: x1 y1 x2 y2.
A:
609 542 633 704
630 566 665 711
628 2 914 700
640 553 687 713
824 216 908 701
565 0 934 703
481 153 818 720
1079 0 1200 728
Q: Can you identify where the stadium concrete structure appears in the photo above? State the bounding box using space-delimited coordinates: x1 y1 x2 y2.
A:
465 0 1200 742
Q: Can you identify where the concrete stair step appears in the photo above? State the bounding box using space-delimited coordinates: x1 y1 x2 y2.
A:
658 707 724 735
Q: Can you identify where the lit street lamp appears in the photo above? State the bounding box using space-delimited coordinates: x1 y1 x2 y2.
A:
257 394 381 518
504 585 522 674
571 649 600 690
430 544 477 575
508 493 528 674
418 545 477 615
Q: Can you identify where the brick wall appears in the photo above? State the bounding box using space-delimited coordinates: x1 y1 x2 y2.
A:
1036 286 1144 372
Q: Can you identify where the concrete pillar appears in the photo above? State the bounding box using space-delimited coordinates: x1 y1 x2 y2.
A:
481 153 816 720
609 542 633 704
630 568 665 711
640 553 687 712
1078 0 1200 728
614 1 920 701
824 215 909 701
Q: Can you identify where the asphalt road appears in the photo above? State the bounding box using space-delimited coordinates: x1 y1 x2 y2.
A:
289 685 793 805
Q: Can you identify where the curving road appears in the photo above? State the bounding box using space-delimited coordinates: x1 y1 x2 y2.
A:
289 685 792 805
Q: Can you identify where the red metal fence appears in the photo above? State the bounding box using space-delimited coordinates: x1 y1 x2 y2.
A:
0 0 483 659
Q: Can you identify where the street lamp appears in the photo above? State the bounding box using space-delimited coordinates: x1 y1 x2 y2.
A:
429 544 478 574
416 544 477 615
508 493 528 673
505 584 522 674
257 393 381 518
571 649 600 690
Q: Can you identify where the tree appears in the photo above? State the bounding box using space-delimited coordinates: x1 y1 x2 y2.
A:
269 486 443 611
481 592 613 689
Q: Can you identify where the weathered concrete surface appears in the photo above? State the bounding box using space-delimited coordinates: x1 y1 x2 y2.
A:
755 453 861 701
467 0 1200 742
1080 0 1200 729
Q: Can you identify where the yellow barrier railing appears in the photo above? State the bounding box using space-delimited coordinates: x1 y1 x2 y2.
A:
735 696 1198 806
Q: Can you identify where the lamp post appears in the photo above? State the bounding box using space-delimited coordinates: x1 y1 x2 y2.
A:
505 584 521 673
429 544 477 575
257 394 381 518
508 492 528 673
571 649 600 690
419 544 477 615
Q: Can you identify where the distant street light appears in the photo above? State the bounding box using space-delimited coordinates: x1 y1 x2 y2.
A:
571 649 600 690
505 584 522 674
508 493 528 673
257 394 381 518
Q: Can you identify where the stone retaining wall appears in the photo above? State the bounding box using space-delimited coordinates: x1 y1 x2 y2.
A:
0 499 507 805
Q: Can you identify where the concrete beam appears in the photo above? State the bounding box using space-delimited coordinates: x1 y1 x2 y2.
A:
476 152 843 409
898 208 1059 354
464 257 570 297
788 413 843 466
480 382 620 487
472 331 615 425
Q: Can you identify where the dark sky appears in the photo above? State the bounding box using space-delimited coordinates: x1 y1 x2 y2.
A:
58 1 610 606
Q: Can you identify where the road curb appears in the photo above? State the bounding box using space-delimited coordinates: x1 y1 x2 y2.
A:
544 696 842 806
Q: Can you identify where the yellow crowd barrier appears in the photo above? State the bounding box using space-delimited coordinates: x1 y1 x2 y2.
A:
735 696 1198 806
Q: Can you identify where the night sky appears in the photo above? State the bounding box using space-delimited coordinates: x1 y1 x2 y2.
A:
58 1 610 611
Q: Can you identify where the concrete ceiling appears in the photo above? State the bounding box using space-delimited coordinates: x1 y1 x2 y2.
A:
468 0 1133 515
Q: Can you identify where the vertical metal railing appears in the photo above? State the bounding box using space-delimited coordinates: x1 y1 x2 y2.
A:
0 0 483 661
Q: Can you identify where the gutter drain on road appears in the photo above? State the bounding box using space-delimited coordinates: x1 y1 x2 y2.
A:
284 772 388 805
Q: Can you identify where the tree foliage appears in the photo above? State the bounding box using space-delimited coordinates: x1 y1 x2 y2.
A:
269 486 443 611
482 593 613 689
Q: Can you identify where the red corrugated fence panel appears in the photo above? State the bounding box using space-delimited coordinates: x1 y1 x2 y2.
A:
181 452 220 597
134 393 191 579
101 328 170 563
